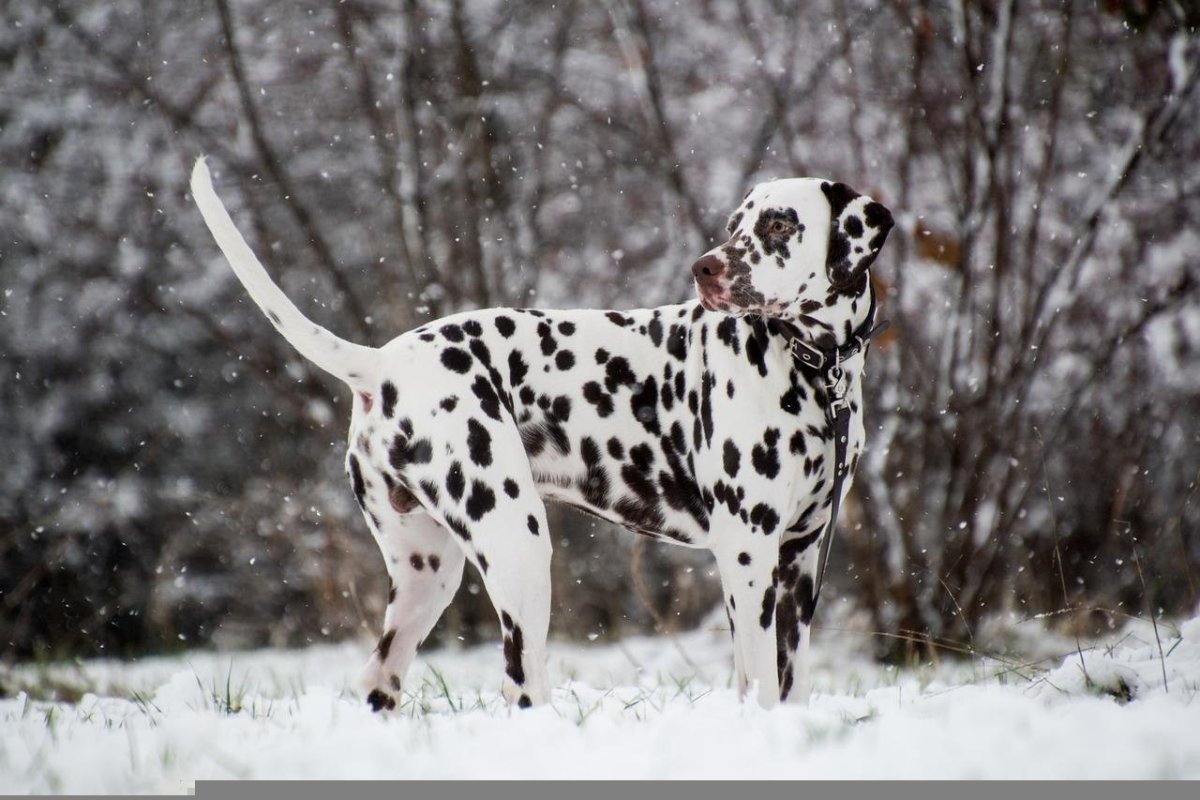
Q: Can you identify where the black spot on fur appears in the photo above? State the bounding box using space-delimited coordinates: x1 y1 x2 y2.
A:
726 210 744 234
537 322 557 356
471 375 503 420
446 462 465 501
631 376 661 435
744 334 768 377
580 437 611 509
780 387 802 415
715 317 740 354
463 320 483 337
504 478 520 498
700 372 715 446
419 480 440 507
798 574 816 625
380 382 398 418
467 418 493 467
752 432 781 479
410 554 425 570
760 585 777 630
605 311 633 327
465 480 496 521
468 337 492 366
348 455 367 510
738 552 751 566
440 395 459 413
604 357 637 393
441 347 472 373
495 316 516 337
648 317 664 347
429 555 441 572
377 629 397 661
507 350 530 387
389 435 433 471
607 437 625 460
555 350 575 371
503 624 526 685
583 381 615 417
527 515 540 536
723 440 741 478
666 325 688 361
550 395 572 422
444 513 472 541
629 443 655 473
558 321 576 336
750 503 781 535
657 462 708 530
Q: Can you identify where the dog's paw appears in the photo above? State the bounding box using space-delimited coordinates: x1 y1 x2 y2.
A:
365 688 398 713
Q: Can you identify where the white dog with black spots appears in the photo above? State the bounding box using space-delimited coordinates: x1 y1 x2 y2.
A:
190 159 894 710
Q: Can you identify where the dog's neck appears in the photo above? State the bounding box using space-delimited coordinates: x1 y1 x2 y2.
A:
772 275 876 353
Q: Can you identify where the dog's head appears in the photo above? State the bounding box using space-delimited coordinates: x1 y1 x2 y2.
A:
692 178 893 326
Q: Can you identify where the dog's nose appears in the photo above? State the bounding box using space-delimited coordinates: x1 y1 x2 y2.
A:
691 255 725 281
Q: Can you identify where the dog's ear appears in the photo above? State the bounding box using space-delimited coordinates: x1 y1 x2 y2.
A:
821 181 894 290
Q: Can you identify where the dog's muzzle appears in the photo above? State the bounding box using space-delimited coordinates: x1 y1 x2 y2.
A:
692 254 728 309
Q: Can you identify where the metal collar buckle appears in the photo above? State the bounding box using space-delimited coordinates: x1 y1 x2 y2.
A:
789 337 826 371
827 356 848 410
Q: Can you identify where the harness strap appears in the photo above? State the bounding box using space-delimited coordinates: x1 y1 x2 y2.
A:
778 307 890 608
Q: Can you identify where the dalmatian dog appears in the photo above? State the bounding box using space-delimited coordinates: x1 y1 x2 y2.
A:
190 159 893 710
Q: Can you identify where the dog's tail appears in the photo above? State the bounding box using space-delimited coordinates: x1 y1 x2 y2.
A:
190 157 378 393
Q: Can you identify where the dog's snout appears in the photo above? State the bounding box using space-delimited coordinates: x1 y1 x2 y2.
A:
691 254 725 281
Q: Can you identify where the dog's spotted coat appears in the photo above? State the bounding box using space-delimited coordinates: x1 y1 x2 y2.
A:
191 161 894 709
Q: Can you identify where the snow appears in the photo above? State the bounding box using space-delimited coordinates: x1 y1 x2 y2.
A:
3 615 1199 791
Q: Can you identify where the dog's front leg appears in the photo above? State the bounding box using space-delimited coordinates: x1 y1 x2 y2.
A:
714 530 782 709
775 529 821 704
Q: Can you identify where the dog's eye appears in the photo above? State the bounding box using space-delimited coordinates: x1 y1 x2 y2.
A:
769 220 792 235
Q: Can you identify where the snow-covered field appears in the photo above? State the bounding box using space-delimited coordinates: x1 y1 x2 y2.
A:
3 613 1199 791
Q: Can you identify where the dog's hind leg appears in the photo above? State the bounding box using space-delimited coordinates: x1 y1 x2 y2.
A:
357 504 466 713
446 478 554 708
411 422 555 709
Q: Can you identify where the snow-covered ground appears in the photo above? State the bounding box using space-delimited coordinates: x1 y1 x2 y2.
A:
3 613 1199 791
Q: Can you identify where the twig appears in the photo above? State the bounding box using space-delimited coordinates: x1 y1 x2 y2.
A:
1128 532 1169 693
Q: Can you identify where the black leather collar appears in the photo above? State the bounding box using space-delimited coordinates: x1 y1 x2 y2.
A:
776 299 890 376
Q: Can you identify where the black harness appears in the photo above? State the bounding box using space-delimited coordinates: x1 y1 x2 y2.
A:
775 304 890 607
